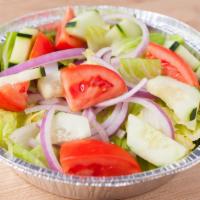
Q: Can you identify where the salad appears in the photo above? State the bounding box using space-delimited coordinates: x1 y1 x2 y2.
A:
0 6 200 177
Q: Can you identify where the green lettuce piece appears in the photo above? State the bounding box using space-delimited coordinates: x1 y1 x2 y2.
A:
85 25 109 52
149 32 166 45
119 58 161 83
30 145 48 167
25 110 45 124
11 143 46 167
175 132 195 150
111 37 141 56
128 103 143 116
0 109 25 149
110 135 130 151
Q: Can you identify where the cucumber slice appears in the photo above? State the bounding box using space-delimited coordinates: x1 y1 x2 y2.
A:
168 34 184 44
149 32 166 45
85 26 109 52
106 18 141 44
9 28 38 66
147 76 200 130
0 67 45 86
127 114 187 166
1 32 17 70
164 40 200 71
119 58 161 83
66 11 108 40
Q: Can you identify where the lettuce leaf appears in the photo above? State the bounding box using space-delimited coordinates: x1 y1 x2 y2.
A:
111 37 141 56
111 135 130 151
149 32 166 45
11 143 46 167
119 58 161 83
0 109 26 149
136 156 156 171
85 26 109 52
25 110 44 124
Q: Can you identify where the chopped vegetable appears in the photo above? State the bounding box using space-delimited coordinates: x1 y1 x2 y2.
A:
29 32 55 59
147 42 199 87
61 64 127 111
60 139 141 176
0 7 199 177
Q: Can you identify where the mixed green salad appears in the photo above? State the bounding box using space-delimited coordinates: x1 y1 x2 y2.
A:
0 7 200 176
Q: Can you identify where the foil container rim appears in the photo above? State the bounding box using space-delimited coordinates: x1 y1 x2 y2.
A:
0 5 200 187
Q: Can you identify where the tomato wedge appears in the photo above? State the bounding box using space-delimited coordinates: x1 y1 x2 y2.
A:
60 139 141 176
147 42 199 87
0 82 29 112
29 32 55 59
55 7 86 50
61 64 127 111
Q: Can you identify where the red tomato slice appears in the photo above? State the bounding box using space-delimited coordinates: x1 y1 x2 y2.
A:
60 139 141 176
29 32 55 59
147 42 199 87
60 64 127 111
55 7 86 50
0 82 29 112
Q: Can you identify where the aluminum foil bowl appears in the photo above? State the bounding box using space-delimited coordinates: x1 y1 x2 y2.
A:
1 5 200 200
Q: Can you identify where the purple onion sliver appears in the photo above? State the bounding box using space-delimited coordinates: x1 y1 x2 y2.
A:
102 103 122 129
87 108 109 142
134 90 157 100
40 108 62 171
106 102 128 135
0 48 85 77
102 51 112 64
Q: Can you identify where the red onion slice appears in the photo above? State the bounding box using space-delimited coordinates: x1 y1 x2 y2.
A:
40 108 62 171
102 103 122 129
86 108 109 142
134 90 157 100
96 78 147 107
126 97 174 138
106 102 128 134
0 48 85 77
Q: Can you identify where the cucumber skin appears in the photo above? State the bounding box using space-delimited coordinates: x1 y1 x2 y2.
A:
1 32 17 70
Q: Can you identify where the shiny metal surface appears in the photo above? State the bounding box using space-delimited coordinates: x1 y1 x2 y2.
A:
0 5 200 200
